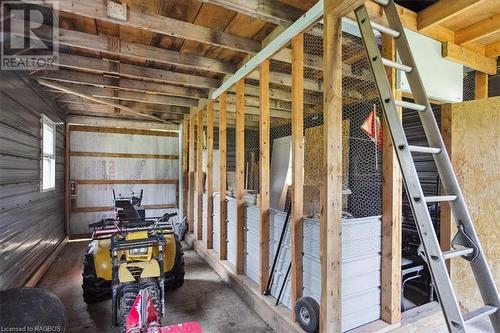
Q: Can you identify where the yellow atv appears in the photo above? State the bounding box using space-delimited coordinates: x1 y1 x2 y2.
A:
82 191 185 306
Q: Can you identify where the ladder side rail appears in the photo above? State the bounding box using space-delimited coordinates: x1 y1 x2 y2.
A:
383 2 500 329
354 5 466 332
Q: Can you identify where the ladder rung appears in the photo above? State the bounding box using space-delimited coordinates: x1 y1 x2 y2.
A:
382 57 412 73
408 145 441 154
372 0 389 6
442 247 473 260
371 21 400 38
424 195 457 203
463 305 497 324
394 100 426 111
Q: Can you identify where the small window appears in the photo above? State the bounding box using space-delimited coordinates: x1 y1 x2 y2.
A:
41 115 56 191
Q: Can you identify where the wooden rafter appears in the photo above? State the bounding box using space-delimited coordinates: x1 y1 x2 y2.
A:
36 79 169 123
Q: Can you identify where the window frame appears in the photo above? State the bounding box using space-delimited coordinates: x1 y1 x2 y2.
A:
41 114 56 192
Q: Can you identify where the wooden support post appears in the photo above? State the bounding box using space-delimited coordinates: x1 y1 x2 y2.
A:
197 110 204 241
182 118 189 219
235 79 245 274
207 101 214 249
321 6 344 333
219 93 228 260
381 34 403 324
64 123 70 235
475 71 488 99
291 33 304 316
189 115 195 234
259 59 270 294
440 104 453 273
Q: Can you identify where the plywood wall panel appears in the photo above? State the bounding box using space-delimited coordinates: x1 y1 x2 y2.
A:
449 96 500 311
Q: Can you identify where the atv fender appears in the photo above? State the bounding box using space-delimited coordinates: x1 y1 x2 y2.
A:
118 260 161 283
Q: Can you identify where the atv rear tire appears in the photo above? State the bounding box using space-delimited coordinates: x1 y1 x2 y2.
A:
82 252 111 303
164 235 185 291
119 284 140 333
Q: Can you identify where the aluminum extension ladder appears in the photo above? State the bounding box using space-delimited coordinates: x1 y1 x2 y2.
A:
353 1 500 332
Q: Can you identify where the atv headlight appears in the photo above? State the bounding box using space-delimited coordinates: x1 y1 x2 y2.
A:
129 247 148 255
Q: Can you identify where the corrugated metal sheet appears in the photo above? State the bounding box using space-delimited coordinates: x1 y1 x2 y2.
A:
0 71 66 289
244 204 260 284
226 196 237 266
265 210 382 332
202 193 207 243
213 193 220 255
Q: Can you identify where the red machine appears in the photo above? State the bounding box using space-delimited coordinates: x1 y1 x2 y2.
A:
126 289 202 333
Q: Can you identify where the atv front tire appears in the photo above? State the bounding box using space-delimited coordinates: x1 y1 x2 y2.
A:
164 235 185 290
82 252 111 303
119 284 140 333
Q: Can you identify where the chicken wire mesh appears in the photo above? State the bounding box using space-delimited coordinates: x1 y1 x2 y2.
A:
463 69 475 101
341 31 383 219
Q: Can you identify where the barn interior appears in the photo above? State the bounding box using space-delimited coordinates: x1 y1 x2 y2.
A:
1 0 499 332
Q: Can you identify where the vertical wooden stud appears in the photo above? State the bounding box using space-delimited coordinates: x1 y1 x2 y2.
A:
475 71 488 99
207 102 214 249
321 8 343 333
259 60 270 293
381 33 403 324
291 33 304 315
236 79 245 274
219 93 228 260
440 104 453 273
189 115 195 234
197 111 204 241
182 118 189 219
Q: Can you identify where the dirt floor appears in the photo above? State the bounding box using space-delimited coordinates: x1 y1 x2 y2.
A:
38 240 273 333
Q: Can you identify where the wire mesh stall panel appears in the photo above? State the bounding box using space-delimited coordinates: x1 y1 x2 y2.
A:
242 76 262 282
262 21 384 331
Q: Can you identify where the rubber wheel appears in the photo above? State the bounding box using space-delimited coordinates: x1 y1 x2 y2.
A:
140 279 161 316
82 251 111 303
295 296 320 333
164 235 185 291
119 284 140 333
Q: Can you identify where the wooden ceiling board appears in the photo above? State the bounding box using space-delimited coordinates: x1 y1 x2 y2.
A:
59 12 97 34
439 1 500 31
277 0 317 11
180 3 237 57
95 20 120 38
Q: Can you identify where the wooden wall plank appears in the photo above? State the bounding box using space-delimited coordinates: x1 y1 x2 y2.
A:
474 71 489 99
206 101 214 249
440 104 453 273
197 110 204 241
259 59 270 294
219 93 228 260
291 33 304 316
189 115 195 234
74 179 177 185
235 79 245 274
70 151 178 159
68 125 178 137
320 5 344 332
381 34 403 324
182 118 189 219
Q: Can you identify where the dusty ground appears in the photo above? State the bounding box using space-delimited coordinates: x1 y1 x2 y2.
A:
38 240 273 333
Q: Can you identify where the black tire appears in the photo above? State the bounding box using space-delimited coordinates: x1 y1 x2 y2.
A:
164 235 185 291
82 252 111 303
295 296 320 333
119 284 140 333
